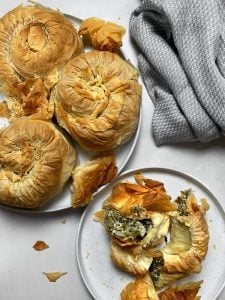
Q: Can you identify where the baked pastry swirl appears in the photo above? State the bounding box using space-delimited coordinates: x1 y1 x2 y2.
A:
0 117 76 208
53 50 141 151
0 4 82 119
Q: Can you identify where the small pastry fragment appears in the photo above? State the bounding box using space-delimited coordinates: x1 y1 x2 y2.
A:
79 17 125 52
43 272 67 282
0 3 83 119
158 281 203 300
53 50 141 151
0 117 76 208
33 240 49 251
71 153 117 208
121 273 158 300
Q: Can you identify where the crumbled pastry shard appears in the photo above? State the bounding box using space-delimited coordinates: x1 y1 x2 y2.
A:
102 174 177 215
43 272 67 282
71 153 117 208
79 17 125 52
121 273 158 300
0 101 9 118
33 240 49 251
5 78 54 121
158 281 203 300
0 117 76 208
53 50 141 151
0 3 83 119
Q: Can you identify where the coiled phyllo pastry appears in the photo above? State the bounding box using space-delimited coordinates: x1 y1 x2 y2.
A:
0 117 76 208
0 4 83 119
53 50 141 151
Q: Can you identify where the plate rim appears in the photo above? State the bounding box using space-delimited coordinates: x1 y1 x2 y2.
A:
0 13 142 214
76 166 225 300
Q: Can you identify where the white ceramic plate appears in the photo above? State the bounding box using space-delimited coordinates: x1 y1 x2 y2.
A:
0 14 141 213
76 167 225 300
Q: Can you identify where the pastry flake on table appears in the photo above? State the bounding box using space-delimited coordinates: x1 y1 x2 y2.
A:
33 240 49 251
71 152 117 208
0 117 76 208
79 17 125 52
53 50 141 151
0 3 83 120
43 272 67 282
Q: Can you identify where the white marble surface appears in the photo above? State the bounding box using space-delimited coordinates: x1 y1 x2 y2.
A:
1 1 225 299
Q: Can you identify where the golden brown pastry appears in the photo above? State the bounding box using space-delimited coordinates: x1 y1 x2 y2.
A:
158 281 202 300
79 17 125 52
0 117 76 208
120 274 158 300
110 241 154 276
149 191 209 289
101 174 177 216
71 153 117 208
161 191 209 274
0 4 82 119
53 50 141 151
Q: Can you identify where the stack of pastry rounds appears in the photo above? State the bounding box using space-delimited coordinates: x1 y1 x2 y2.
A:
53 50 141 151
0 4 83 119
0 117 76 209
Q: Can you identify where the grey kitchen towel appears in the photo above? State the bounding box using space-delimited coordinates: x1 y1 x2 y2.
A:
130 0 225 145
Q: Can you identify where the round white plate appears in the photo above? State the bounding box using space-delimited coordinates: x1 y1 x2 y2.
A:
0 14 141 213
76 167 225 300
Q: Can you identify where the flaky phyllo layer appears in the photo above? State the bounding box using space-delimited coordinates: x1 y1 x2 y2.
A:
94 174 209 299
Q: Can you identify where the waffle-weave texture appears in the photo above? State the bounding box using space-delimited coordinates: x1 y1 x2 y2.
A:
130 0 225 145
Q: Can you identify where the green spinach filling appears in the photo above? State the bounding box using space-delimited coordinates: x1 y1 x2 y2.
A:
149 257 164 282
104 208 152 241
176 189 192 216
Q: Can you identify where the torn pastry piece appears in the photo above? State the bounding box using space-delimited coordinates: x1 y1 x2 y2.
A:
101 174 177 215
149 192 209 289
110 241 153 276
79 17 125 52
94 175 175 247
161 190 209 274
53 50 141 151
148 253 186 289
158 281 203 300
0 117 76 208
71 153 117 208
121 273 158 300
0 3 83 119
5 78 54 120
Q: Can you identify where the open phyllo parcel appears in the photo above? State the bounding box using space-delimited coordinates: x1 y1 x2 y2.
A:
94 173 209 299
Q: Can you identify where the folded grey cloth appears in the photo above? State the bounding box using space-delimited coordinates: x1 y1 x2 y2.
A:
130 0 225 145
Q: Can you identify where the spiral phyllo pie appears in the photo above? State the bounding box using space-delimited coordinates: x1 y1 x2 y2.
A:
0 117 76 208
53 50 141 151
0 4 83 119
